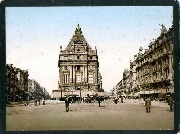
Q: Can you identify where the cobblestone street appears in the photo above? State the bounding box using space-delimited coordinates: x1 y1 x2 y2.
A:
6 99 173 131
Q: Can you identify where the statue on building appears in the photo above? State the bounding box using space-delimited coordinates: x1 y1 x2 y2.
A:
60 45 62 52
159 24 167 34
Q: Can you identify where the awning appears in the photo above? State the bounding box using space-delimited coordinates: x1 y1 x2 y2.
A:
149 91 154 94
97 92 104 96
67 94 79 96
160 89 167 93
144 91 150 94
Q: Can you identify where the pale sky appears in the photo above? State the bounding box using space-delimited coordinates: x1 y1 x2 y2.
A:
6 6 173 94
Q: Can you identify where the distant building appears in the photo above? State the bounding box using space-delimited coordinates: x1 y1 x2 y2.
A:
28 79 47 99
57 24 102 98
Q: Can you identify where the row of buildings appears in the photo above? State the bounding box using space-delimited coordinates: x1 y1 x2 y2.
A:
6 64 49 102
114 25 174 99
51 24 103 99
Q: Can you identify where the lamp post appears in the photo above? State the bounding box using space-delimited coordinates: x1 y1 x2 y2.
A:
80 81 81 101
100 76 102 91
153 80 156 100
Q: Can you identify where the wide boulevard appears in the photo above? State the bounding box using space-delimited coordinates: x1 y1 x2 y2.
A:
6 99 173 131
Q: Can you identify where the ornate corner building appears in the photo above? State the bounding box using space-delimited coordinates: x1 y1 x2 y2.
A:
135 26 173 95
58 24 102 98
115 25 174 98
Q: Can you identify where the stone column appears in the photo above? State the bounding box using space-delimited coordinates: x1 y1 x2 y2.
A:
83 66 85 82
84 65 87 82
73 65 75 80
59 67 62 84
168 54 173 93
168 54 173 79
71 65 73 83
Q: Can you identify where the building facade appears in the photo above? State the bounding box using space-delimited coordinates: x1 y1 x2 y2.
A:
115 25 173 99
58 24 102 98
136 25 173 97
6 64 29 102
28 79 49 99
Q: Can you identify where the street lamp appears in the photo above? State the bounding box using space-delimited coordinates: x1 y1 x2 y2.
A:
100 76 102 91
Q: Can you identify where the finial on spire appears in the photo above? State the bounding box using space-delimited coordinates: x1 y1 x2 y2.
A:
77 23 80 30
75 23 82 36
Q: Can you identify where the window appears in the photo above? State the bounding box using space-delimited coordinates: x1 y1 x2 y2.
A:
76 73 82 83
63 74 69 84
89 73 94 83
77 56 80 59
64 56 68 60
76 65 80 70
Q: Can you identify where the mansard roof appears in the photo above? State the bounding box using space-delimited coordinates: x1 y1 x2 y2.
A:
64 24 92 51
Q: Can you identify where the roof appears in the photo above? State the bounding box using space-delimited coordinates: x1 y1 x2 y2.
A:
64 24 92 52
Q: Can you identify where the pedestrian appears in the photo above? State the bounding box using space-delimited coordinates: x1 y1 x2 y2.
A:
34 99 38 106
38 98 41 105
24 99 29 106
24 95 29 106
113 97 118 104
97 96 101 107
121 96 124 103
42 98 45 105
65 96 70 112
168 96 173 112
145 96 151 113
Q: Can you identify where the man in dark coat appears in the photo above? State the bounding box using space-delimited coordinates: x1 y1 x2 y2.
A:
145 97 151 113
65 97 70 112
168 96 174 112
97 96 101 107
121 96 124 103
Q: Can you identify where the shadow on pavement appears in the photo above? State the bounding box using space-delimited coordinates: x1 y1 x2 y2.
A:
70 109 78 111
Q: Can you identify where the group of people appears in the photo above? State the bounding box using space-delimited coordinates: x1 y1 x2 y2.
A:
144 96 174 113
64 95 174 113
34 98 45 106
113 96 124 104
65 96 105 112
24 98 46 106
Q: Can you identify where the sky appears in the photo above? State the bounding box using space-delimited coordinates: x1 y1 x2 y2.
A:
6 6 173 94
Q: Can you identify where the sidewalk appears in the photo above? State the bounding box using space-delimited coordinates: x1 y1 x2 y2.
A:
124 99 169 107
6 100 34 107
